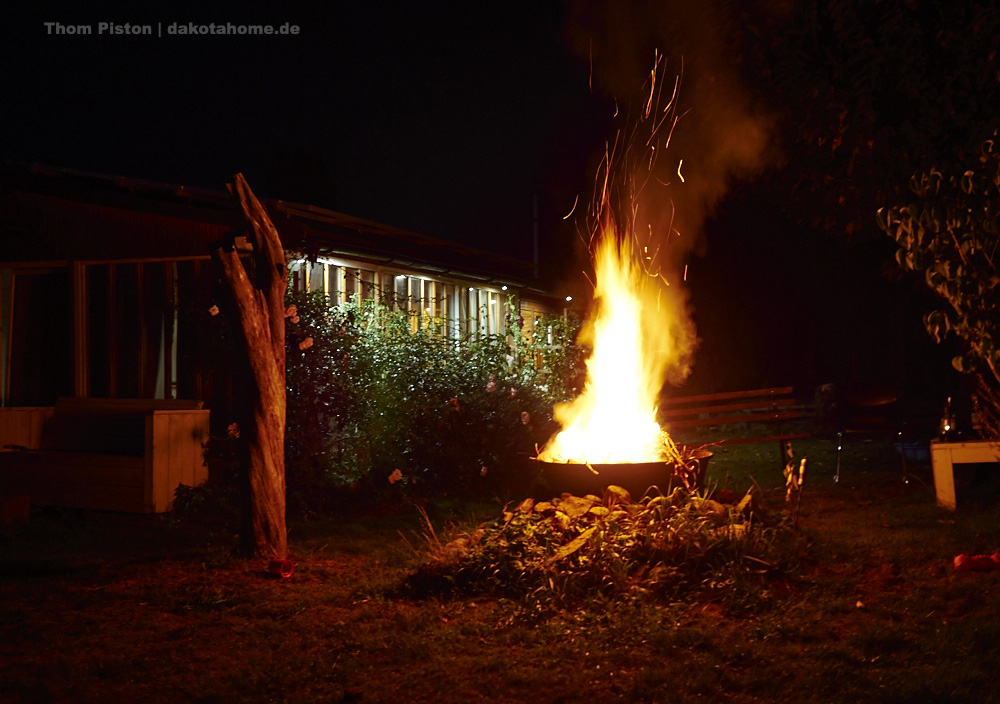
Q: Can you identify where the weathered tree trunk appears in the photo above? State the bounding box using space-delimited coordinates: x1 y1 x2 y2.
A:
210 174 288 559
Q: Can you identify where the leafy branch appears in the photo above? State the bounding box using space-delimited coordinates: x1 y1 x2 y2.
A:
878 130 1000 436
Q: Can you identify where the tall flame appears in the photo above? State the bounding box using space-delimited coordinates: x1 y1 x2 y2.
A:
539 231 689 464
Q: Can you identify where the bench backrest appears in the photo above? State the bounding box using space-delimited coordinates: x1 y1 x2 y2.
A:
41 397 204 456
660 386 800 429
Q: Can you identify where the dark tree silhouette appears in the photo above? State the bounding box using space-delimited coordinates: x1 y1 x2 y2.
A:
733 0 1000 239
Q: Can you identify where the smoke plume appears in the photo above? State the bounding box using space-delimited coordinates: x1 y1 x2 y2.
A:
566 0 773 255
563 0 775 385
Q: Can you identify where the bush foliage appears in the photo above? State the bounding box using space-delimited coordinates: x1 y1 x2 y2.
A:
404 486 800 613
283 289 584 507
879 131 1000 436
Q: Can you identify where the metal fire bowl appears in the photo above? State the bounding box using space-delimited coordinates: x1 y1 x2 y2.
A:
536 449 713 500
538 460 673 500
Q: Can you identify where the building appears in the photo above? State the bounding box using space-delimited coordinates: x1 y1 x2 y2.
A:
0 162 562 409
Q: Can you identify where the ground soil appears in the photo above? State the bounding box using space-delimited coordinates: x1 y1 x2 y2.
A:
2 435 999 703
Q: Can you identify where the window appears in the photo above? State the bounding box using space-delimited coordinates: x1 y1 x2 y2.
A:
84 262 176 399
2 268 73 405
294 259 383 306
288 256 520 343
391 274 407 309
487 291 500 335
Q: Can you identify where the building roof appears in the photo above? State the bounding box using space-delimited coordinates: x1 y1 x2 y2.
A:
0 161 555 297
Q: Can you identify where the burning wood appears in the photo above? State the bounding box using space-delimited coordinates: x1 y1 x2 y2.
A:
538 233 682 465
538 57 696 472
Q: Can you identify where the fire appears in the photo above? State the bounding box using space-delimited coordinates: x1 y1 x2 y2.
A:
539 231 687 464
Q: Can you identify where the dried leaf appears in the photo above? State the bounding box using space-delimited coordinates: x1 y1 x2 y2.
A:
603 485 632 506
560 495 600 519
516 498 536 513
736 489 754 513
551 511 572 531
549 526 597 563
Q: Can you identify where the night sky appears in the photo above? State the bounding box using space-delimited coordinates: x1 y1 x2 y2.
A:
0 1 972 408
1 2 605 264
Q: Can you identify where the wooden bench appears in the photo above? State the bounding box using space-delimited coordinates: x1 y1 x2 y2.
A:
0 398 210 513
659 386 810 468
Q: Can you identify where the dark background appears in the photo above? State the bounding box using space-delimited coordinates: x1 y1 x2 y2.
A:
0 0 970 414
1 2 598 264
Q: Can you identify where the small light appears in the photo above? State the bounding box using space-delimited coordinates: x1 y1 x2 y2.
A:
565 296 573 302
395 274 406 281
468 287 474 291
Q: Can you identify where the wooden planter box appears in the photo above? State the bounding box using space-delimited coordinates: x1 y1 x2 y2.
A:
0 398 209 513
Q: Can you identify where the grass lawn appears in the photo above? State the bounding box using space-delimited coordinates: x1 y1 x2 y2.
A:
2 429 1000 703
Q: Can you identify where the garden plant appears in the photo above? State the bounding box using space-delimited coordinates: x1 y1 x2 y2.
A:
281 286 585 511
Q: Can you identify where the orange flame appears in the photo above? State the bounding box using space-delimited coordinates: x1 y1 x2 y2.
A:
539 231 690 464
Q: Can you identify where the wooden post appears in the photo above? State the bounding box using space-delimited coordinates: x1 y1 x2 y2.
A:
71 261 89 398
210 174 288 559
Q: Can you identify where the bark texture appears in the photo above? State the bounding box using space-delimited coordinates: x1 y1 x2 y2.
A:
210 174 288 558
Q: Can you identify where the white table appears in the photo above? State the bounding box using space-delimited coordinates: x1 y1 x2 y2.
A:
930 440 1000 510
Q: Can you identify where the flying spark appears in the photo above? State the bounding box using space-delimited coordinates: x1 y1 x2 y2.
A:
563 194 579 220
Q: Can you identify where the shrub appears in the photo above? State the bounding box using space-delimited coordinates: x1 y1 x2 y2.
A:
403 486 800 613
283 289 584 507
